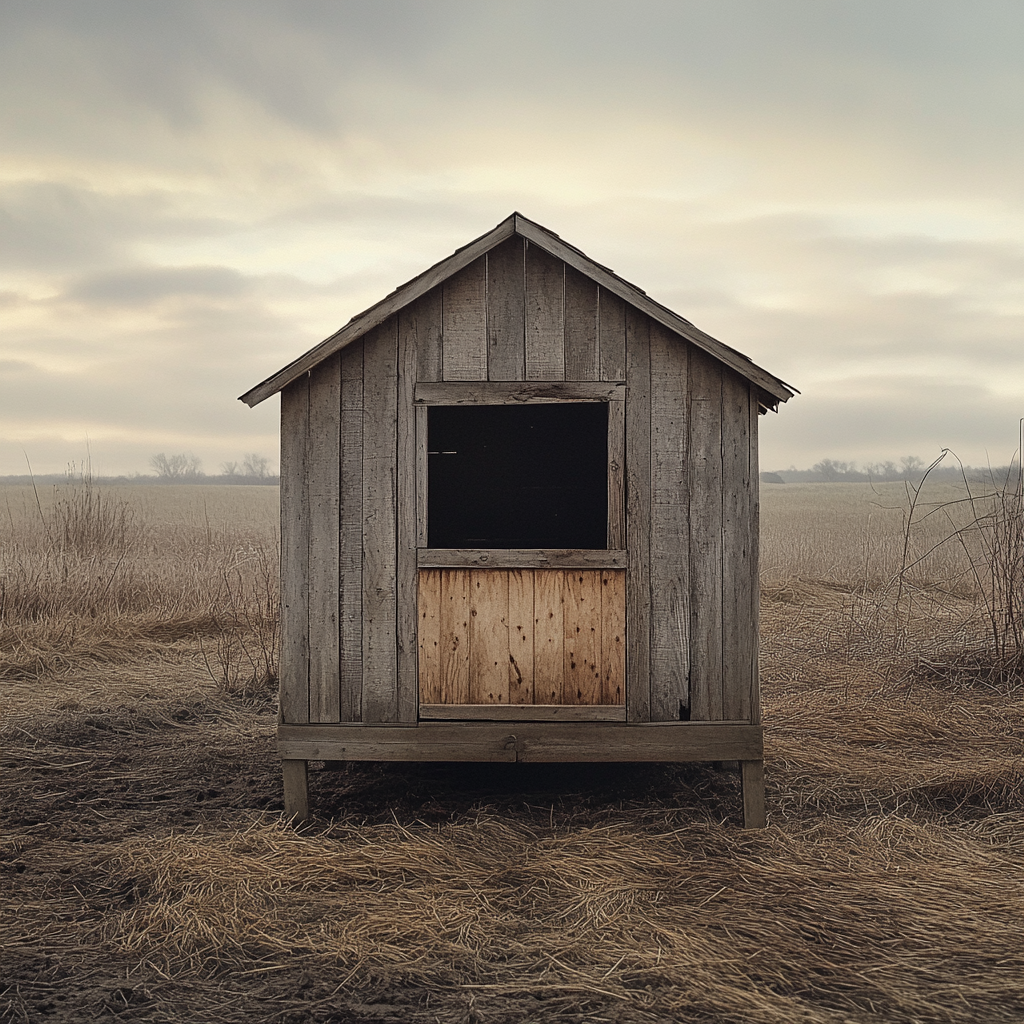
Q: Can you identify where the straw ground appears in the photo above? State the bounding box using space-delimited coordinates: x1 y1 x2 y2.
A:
2 481 1022 1023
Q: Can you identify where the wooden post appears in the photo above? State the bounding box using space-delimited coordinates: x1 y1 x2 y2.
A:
282 759 309 821
740 759 765 829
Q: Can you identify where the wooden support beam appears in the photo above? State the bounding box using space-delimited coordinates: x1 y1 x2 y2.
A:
741 759 766 829
282 760 309 821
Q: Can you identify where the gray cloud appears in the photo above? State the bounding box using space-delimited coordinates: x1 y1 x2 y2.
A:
65 265 250 306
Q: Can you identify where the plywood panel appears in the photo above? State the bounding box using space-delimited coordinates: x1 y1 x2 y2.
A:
601 570 626 705
307 353 341 723
469 570 509 704
440 569 471 704
442 256 486 380
525 242 565 380
689 346 724 721
650 324 689 722
339 342 363 721
564 265 599 380
599 289 626 381
417 569 442 703
563 571 602 704
534 569 564 704
486 235 525 381
507 569 535 704
361 321 399 723
279 378 309 725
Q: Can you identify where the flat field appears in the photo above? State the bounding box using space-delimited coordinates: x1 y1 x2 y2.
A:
2 481 1022 1023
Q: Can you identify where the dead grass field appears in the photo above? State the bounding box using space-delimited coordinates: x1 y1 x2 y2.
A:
2 481 1022 1023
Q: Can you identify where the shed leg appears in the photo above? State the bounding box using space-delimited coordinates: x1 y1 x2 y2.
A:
740 760 766 829
282 759 309 821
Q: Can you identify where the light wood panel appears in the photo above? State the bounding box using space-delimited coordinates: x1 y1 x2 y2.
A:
419 568 624 709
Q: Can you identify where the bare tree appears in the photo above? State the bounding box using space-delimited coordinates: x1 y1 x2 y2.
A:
150 452 203 480
242 453 271 480
221 461 241 477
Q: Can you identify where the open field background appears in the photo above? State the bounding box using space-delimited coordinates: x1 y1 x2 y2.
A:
2 481 1022 1023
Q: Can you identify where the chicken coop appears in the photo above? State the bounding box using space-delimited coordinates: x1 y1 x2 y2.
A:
240 213 795 827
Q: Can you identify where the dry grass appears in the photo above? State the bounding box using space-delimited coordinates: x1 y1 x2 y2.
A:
2 482 1023 1023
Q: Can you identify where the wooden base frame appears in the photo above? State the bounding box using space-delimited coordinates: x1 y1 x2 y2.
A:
279 721 766 828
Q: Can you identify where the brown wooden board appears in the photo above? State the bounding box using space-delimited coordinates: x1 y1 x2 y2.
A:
601 570 626 704
442 256 487 381
599 288 626 381
417 569 442 703
339 342 364 721
507 569 535 704
307 353 341 723
688 346 724 720
533 569 564 704
486 235 526 381
625 307 651 722
564 265 600 380
361 321 399 722
650 324 690 721
525 241 565 380
281 759 309 820
563 571 602 704
419 704 626 722
741 759 766 828
280 379 310 725
418 549 626 569
440 569 471 704
468 570 510 704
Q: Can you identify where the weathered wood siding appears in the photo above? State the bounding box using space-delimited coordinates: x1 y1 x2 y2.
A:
418 569 625 706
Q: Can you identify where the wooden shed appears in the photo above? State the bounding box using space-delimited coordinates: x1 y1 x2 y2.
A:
240 213 794 827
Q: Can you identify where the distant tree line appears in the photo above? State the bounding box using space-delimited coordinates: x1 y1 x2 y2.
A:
147 452 278 484
763 456 1021 485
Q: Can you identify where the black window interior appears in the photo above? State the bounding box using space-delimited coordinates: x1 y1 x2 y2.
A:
427 403 608 549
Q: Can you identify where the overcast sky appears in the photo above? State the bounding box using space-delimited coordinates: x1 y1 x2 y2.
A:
2 0 1022 475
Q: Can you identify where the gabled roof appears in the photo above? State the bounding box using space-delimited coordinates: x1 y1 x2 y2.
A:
239 212 796 408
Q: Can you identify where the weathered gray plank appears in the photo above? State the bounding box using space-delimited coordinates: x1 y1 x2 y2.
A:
486 235 525 381
361 321 399 723
279 378 310 725
650 322 689 722
442 256 487 381
625 306 651 722
741 759 766 828
307 354 341 723
419 704 626 721
339 342 364 722
607 398 625 548
397 307 419 723
564 266 600 380
418 549 626 569
415 405 428 547
689 346 724 721
749 395 761 727
281 760 309 820
599 288 626 381
410 288 443 383
525 242 565 380
414 381 623 405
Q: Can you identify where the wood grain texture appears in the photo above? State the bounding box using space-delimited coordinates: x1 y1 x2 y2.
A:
361 321 399 723
688 346 724 721
601 570 626 704
415 405 428 547
650 324 690 722
419 704 625 722
397 308 419 723
417 569 442 702
339 342 364 721
507 569 535 704
418 549 626 569
564 266 600 381
599 288 626 381
442 256 487 381
607 398 625 549
486 235 525 381
625 306 651 723
307 354 341 723
525 242 565 380
563 571 602 704
533 569 564 704
279 378 310 725
741 759 766 828
440 569 471 704
410 288 443 383
469 570 509 704
749 396 762 727
415 381 623 405
281 760 309 820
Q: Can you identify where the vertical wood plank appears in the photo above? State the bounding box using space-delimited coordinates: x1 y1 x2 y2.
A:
279 378 310 725
417 569 442 703
625 307 651 722
397 308 419 723
411 288 443 383
607 398 625 549
282 760 309 821
486 235 526 381
533 570 564 704
361 321 399 723
749 395 762 727
442 256 487 380
650 323 690 722
507 569 535 704
689 347 724 721
440 569 471 704
741 760 766 829
564 266 599 380
469 570 509 704
339 342 363 721
563 571 602 705
307 354 341 723
415 405 428 547
525 243 565 380
599 289 626 381
601 570 626 705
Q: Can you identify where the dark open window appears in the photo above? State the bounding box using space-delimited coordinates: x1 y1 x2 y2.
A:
428 403 608 549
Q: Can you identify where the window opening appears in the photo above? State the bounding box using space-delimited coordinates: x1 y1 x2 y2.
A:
427 403 608 549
